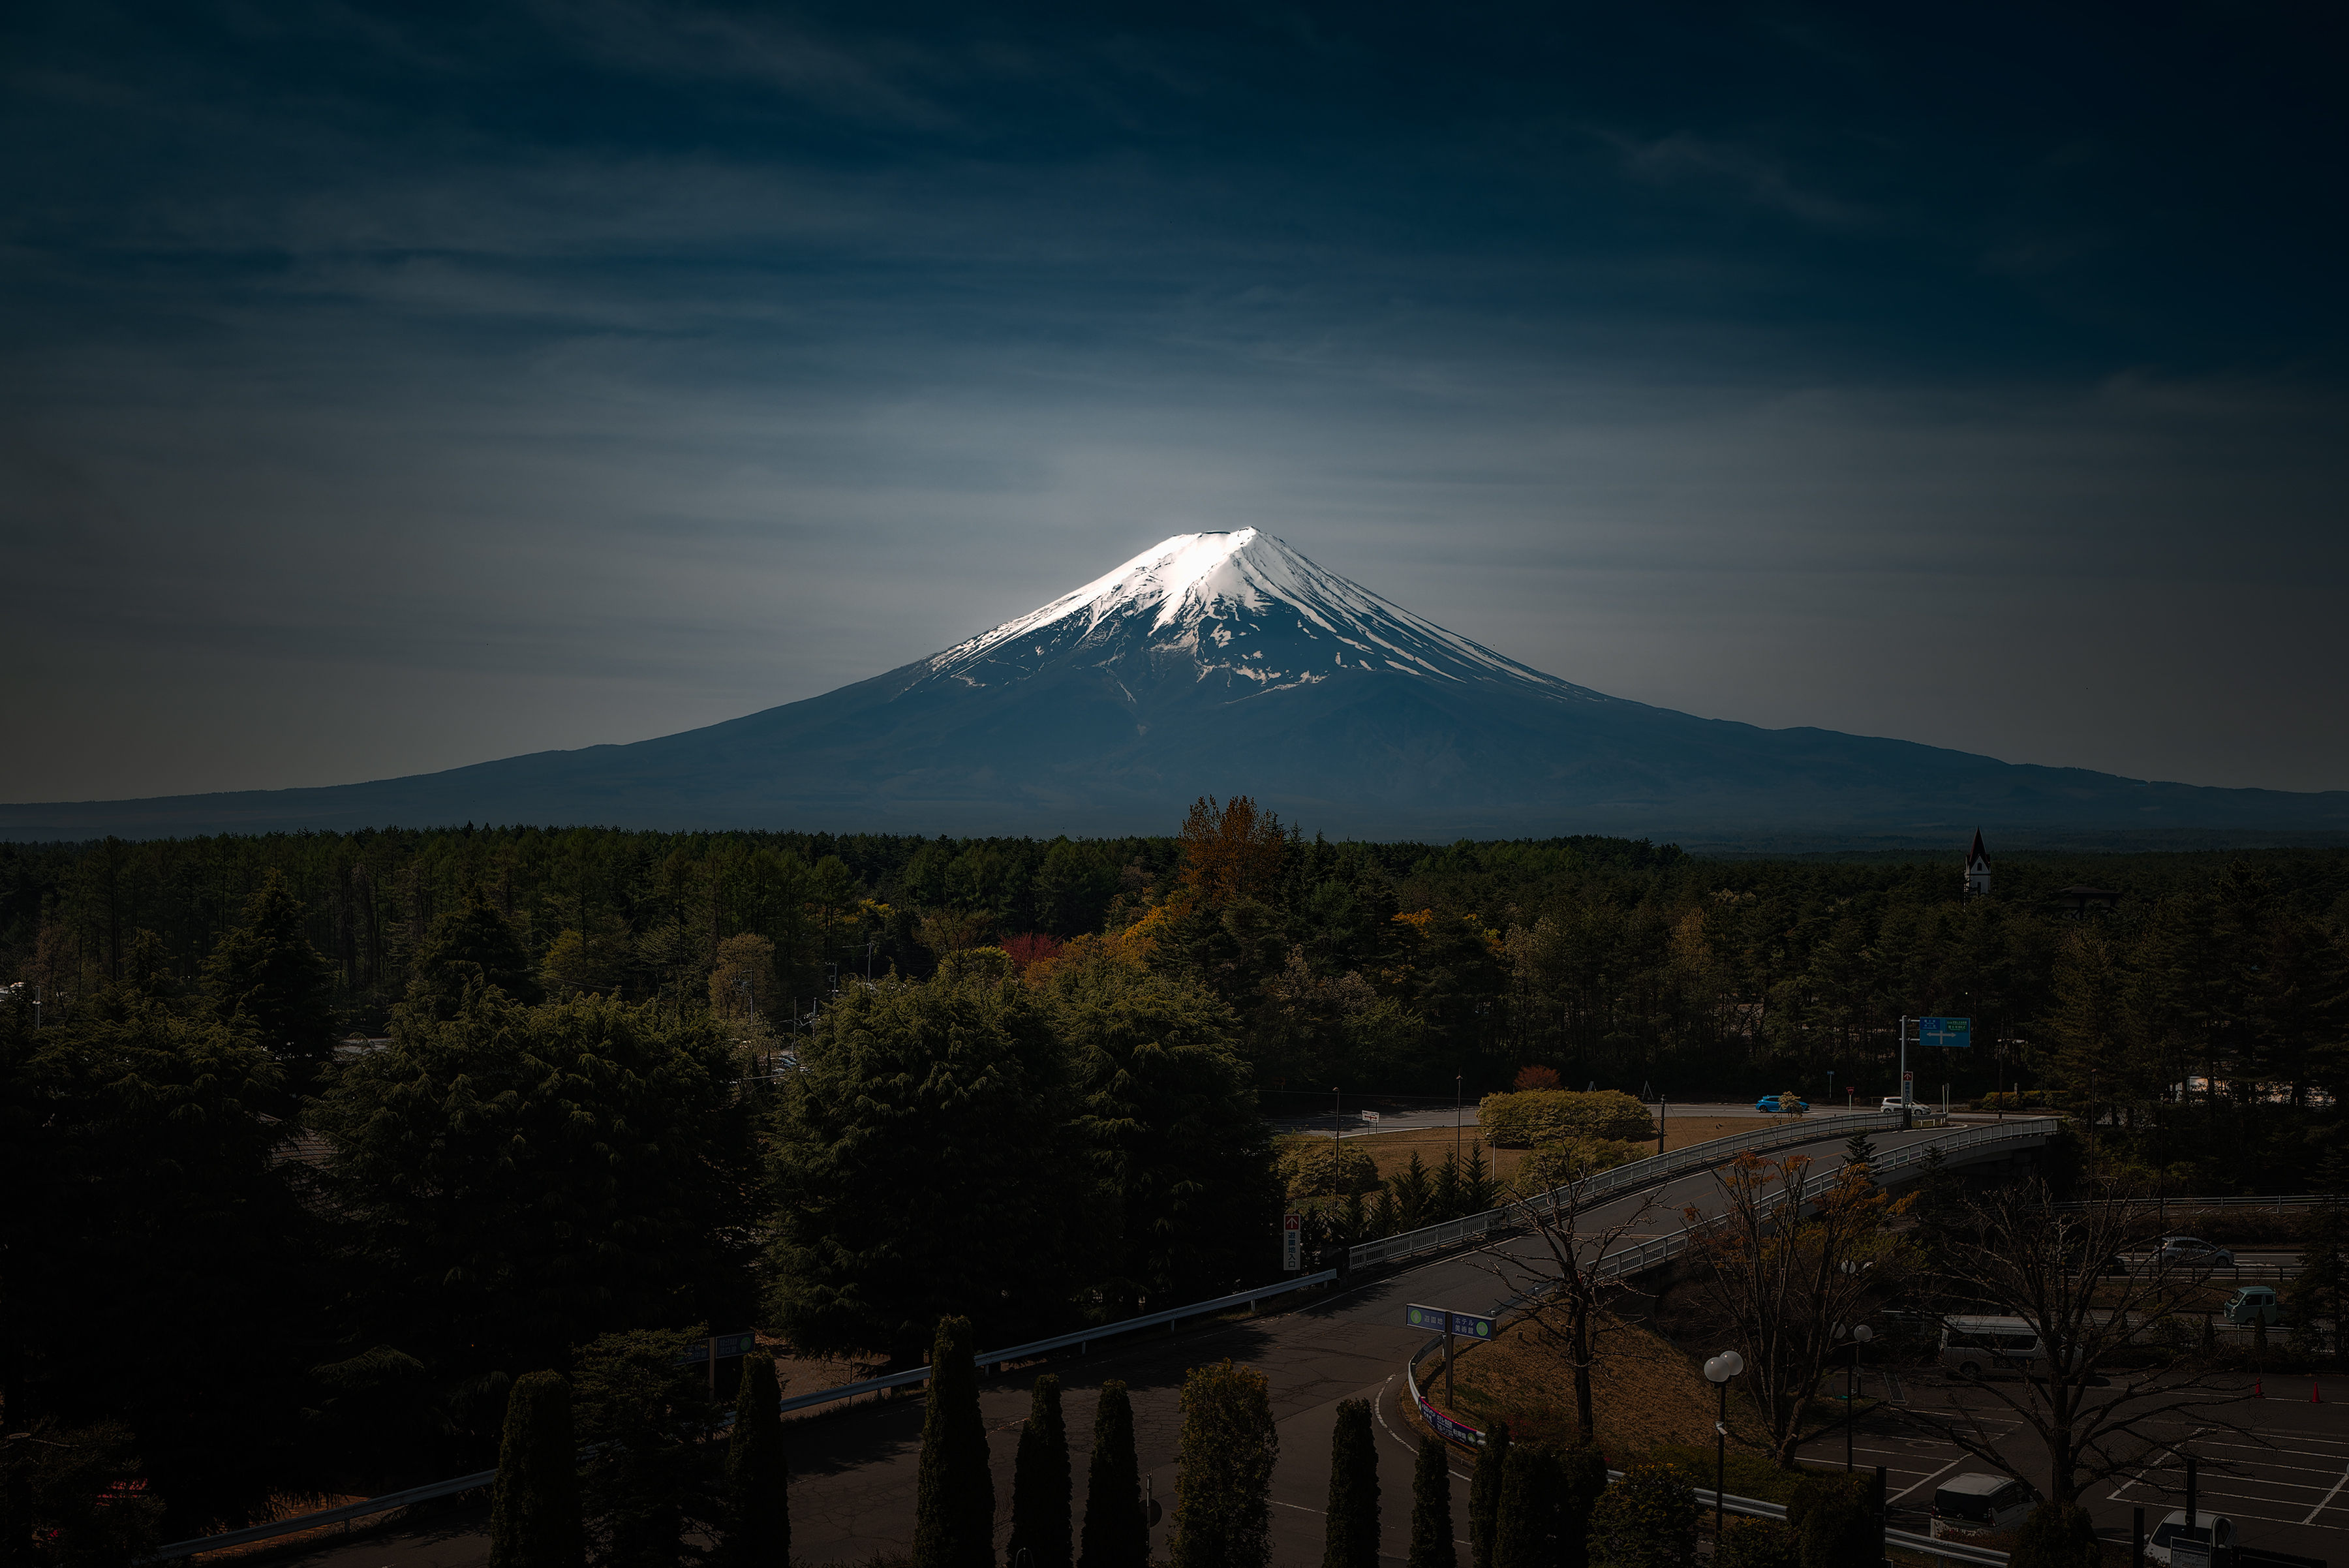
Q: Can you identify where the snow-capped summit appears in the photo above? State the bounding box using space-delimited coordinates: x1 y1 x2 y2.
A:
12 530 2347 841
915 529 1610 707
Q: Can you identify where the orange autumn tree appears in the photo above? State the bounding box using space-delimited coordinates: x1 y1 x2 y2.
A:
1178 795 1286 907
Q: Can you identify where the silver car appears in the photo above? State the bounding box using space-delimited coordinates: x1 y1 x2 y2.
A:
2156 1235 2237 1269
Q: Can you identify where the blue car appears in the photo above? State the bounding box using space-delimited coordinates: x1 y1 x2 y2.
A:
1754 1094 1809 1114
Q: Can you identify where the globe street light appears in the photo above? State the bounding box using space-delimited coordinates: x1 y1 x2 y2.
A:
1703 1350 1745 1537
1833 1322 1875 1470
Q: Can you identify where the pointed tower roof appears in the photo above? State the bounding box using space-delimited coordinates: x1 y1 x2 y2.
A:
1968 829 1989 866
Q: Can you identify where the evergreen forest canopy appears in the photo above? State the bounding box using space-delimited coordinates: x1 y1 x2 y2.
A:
5 805 2348 1549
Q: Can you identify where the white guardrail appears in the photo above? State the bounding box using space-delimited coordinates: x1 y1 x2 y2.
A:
1349 1107 2023 1272
147 1270 1338 1560
1402 1339 2008 1567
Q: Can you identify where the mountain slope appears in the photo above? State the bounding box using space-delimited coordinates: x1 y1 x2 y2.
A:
7 530 2346 840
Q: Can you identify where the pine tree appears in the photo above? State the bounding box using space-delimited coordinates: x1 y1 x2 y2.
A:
1469 1422 1510 1568
1494 1443 1559 1568
200 869 337 1061
489 1372 584 1568
724 1355 789 1568
1009 1374 1073 1568
1323 1398 1379 1568
1170 1360 1277 1568
1462 1143 1500 1213
1841 1132 1875 1173
1079 1381 1147 1568
1409 1434 1456 1568
914 1317 993 1568
1557 1445 1608 1568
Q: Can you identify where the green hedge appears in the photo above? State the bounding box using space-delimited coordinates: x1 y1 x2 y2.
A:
1480 1090 1655 1148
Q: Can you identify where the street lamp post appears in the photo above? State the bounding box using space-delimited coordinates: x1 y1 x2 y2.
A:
1703 1351 1745 1537
1832 1322 1874 1469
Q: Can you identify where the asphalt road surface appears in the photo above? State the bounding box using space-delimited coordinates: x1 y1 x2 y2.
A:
271 1120 1998 1567
1790 1370 2349 1565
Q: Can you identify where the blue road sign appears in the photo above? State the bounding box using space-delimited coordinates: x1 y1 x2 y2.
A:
1919 1017 1973 1048
1407 1304 1497 1340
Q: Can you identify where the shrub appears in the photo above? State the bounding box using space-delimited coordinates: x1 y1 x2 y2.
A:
1408 1436 1454 1568
1280 1136 1383 1200
1479 1090 1655 1148
1785 1471 1875 1568
1469 1421 1511 1568
1007 1374 1070 1568
2007 1502 2101 1568
1588 1462 1696 1568
1079 1381 1146 1568
723 1355 789 1568
1713 1520 1800 1568
1516 1138 1644 1194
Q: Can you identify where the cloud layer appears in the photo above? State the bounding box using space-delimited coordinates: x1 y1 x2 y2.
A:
4 1 2344 803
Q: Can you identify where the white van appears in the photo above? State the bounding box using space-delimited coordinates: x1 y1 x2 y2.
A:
1939 1315 2052 1379
1931 1474 2040 1536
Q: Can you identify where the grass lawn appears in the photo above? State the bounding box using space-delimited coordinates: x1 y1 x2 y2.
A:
1296 1115 1786 1190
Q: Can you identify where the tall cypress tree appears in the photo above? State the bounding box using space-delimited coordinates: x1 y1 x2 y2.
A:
1409 1435 1455 1568
1009 1374 1073 1568
914 1316 993 1568
1079 1381 1147 1568
1469 1422 1511 1568
1169 1360 1276 1568
1556 1447 1608 1568
724 1356 789 1568
489 1372 584 1568
1495 1443 1559 1568
1323 1399 1379 1568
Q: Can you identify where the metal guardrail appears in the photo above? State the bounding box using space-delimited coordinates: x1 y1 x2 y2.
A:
147 1269 1338 1560
1402 1334 2008 1566
1348 1107 1988 1272
2056 1194 2331 1213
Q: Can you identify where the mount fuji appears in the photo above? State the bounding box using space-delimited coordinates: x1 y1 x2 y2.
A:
8 529 2347 842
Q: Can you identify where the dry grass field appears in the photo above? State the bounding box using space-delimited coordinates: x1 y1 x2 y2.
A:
1295 1116 1784 1191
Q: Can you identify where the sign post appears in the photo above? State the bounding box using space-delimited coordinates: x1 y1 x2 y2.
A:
1282 1213 1302 1273
1406 1304 1496 1407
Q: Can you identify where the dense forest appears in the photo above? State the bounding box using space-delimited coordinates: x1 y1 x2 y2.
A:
5 804 2347 1546
7 807 2346 1121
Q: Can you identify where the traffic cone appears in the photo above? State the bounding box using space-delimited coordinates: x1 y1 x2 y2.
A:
2314 1380 2324 1404
2253 1380 2263 1398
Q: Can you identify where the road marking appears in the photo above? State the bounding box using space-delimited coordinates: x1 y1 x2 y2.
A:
1890 1456 1971 1504
2303 1460 2349 1526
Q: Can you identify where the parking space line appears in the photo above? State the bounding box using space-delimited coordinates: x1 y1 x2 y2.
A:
2303 1460 2349 1527
1890 1456 1971 1504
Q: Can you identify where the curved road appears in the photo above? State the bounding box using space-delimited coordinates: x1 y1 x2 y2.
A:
271 1120 2025 1567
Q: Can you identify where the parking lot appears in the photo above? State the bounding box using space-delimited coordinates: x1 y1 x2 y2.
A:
1791 1372 2349 1564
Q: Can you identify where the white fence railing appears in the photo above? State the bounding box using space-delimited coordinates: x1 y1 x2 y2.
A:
1347 1109 2040 1273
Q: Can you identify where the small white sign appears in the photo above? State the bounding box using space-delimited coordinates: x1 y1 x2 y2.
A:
1360 1110 1380 1123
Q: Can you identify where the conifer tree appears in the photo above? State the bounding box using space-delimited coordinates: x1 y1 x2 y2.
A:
1409 1434 1456 1568
1079 1381 1147 1568
1009 1374 1073 1568
914 1316 993 1568
1170 1360 1276 1568
1469 1422 1511 1568
1494 1443 1560 1568
1557 1446 1608 1568
1323 1398 1379 1568
489 1372 584 1568
724 1355 789 1568
201 869 337 1061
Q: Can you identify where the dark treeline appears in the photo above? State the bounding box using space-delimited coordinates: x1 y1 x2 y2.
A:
8 815 2347 1119
5 806 2347 1551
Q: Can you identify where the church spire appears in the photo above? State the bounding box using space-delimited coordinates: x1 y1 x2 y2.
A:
1965 830 1991 897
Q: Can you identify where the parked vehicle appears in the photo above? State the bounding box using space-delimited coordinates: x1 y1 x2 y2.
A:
2148 1511 2237 1567
2157 1235 2237 1269
1939 1315 2057 1379
2224 1285 2280 1326
1931 1473 2040 1536
1881 1096 1907 1112
1755 1094 1809 1114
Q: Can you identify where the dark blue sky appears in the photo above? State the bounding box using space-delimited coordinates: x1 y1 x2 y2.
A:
5 1 2345 802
